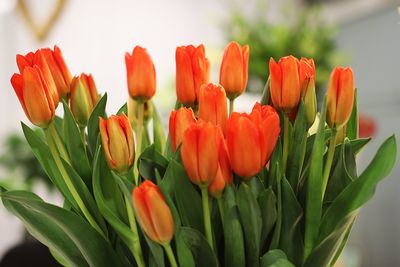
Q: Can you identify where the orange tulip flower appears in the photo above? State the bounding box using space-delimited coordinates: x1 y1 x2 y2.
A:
198 83 228 134
11 66 56 128
70 73 100 127
16 49 59 107
181 121 220 187
269 55 302 112
219 41 250 100
99 113 135 174
326 67 355 128
169 107 196 152
299 58 317 125
40 46 73 98
132 180 174 245
176 44 210 106
226 103 280 179
125 46 156 101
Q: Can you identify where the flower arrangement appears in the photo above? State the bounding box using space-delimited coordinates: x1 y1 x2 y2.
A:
0 42 396 267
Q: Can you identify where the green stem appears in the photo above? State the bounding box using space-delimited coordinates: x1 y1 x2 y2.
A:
201 186 213 251
49 123 71 164
282 114 290 172
124 196 145 267
229 98 234 115
217 197 225 225
133 101 144 185
44 126 105 238
321 128 337 200
163 243 178 267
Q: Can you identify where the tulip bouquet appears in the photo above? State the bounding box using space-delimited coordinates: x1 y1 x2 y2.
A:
0 41 397 267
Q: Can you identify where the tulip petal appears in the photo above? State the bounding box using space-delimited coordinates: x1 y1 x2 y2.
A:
326 68 341 126
269 57 282 108
176 47 196 104
241 45 250 90
281 56 300 111
335 68 354 127
181 125 201 183
133 186 159 242
220 41 244 94
197 123 219 184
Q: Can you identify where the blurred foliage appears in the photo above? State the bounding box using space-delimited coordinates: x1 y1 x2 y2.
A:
0 131 52 190
224 2 342 94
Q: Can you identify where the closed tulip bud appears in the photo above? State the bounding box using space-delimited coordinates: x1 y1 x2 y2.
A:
176 44 210 106
208 130 232 198
70 73 100 127
169 107 196 152
40 46 73 98
125 46 156 101
219 41 250 100
132 180 174 245
11 66 56 128
99 113 135 174
181 121 220 187
16 50 59 107
198 83 228 134
128 98 153 127
227 103 280 179
326 67 355 129
269 56 301 112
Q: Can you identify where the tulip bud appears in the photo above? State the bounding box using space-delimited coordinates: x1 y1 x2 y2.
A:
70 73 100 127
326 67 355 129
132 180 174 245
208 130 232 198
11 66 56 128
169 107 196 152
99 113 135 174
176 44 210 106
16 50 59 107
198 83 228 134
128 98 153 127
219 41 250 100
40 46 73 98
181 121 220 187
269 56 301 112
125 46 156 101
227 103 280 179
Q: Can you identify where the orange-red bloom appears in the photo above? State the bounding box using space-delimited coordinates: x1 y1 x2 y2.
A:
11 66 56 128
176 44 210 106
16 49 59 107
181 121 220 187
169 107 196 152
198 83 228 134
269 55 302 112
70 73 100 127
219 41 250 100
326 67 355 128
40 46 73 98
125 46 156 101
99 113 135 174
208 130 232 198
226 103 280 179
132 180 174 245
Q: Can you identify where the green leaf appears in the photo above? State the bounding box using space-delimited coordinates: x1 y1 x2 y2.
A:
152 101 166 154
223 185 245 267
303 99 327 261
62 101 92 185
260 249 295 267
138 144 169 182
260 77 270 105
286 101 308 190
279 178 303 265
88 94 107 156
236 183 262 267
349 138 370 154
258 187 277 251
21 123 77 211
180 227 218 267
1 190 122 267
117 102 128 115
176 232 195 267
269 138 282 188
346 89 358 140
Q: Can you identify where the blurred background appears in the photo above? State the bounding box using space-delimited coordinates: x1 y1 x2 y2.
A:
0 0 399 266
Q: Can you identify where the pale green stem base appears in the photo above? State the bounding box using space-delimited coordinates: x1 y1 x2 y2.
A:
44 126 105 238
124 196 145 267
229 98 234 115
133 101 144 185
163 243 178 267
322 128 338 200
201 187 213 251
